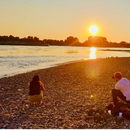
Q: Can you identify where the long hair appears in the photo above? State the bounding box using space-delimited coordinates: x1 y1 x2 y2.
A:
29 75 41 95
32 75 40 82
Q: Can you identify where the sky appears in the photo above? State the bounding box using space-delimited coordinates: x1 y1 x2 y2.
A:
0 0 130 43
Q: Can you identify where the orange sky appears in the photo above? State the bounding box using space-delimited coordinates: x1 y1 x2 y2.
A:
0 0 130 43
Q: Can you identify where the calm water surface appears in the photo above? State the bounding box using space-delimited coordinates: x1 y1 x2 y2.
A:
0 45 130 78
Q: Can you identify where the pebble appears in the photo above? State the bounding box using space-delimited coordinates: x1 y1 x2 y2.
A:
17 89 23 92
1 58 130 128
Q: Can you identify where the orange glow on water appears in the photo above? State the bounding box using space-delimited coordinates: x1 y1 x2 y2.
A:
89 47 96 59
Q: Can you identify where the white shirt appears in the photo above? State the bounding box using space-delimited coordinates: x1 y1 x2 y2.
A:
115 78 130 101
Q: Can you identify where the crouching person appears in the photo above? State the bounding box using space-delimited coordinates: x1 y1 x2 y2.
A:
28 75 45 106
112 72 130 107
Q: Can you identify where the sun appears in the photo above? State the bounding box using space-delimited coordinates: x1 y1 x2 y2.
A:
89 25 99 35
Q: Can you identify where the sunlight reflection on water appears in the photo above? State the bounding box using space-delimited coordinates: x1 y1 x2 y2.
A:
0 45 130 78
89 47 96 59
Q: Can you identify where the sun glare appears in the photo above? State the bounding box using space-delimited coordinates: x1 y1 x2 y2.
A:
89 25 98 35
90 47 96 52
89 47 96 59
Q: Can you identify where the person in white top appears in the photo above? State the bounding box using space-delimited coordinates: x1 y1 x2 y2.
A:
112 72 130 106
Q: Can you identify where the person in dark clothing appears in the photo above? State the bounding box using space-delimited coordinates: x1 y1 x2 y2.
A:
28 75 45 105
112 72 130 107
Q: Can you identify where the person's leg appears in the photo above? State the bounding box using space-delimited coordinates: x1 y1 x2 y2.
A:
40 91 43 98
112 89 126 105
126 101 130 108
35 92 43 106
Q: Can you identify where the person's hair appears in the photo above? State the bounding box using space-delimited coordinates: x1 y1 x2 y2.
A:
114 72 122 79
32 75 40 82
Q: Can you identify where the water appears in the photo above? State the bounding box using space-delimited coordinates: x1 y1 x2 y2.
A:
0 45 130 78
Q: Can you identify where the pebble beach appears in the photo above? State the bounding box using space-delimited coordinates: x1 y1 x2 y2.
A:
0 57 130 129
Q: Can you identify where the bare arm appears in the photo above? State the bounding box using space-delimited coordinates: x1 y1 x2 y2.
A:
28 82 30 88
40 81 45 91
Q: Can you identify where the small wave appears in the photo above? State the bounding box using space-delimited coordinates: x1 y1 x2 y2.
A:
66 50 78 53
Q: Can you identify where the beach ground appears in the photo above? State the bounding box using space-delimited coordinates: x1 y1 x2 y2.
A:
0 57 130 129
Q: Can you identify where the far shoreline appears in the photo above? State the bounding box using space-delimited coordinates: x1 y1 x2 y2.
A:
1 44 130 48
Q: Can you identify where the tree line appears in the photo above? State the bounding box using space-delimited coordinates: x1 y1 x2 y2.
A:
0 35 130 47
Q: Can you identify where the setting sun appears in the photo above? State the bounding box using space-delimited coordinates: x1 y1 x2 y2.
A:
89 25 99 35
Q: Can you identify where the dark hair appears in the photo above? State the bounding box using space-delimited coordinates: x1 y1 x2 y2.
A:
32 75 40 82
114 72 122 79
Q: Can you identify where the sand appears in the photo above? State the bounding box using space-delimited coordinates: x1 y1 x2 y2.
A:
0 57 130 129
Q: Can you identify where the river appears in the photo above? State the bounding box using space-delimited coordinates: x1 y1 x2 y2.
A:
0 45 130 78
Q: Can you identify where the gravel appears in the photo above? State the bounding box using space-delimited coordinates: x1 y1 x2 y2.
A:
0 57 130 129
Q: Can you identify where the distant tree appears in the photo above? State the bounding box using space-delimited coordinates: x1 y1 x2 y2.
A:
20 37 27 43
59 40 64 45
120 41 127 47
27 36 34 42
82 40 88 46
2 36 9 42
33 36 39 42
9 35 14 41
0 34 130 47
15 36 20 41
64 36 81 46
87 36 109 47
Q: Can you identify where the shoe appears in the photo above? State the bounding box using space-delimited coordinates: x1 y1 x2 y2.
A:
106 102 114 110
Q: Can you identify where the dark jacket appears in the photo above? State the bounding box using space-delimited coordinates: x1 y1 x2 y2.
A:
29 81 41 95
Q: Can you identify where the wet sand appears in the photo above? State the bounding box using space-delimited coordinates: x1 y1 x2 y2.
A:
0 57 130 129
